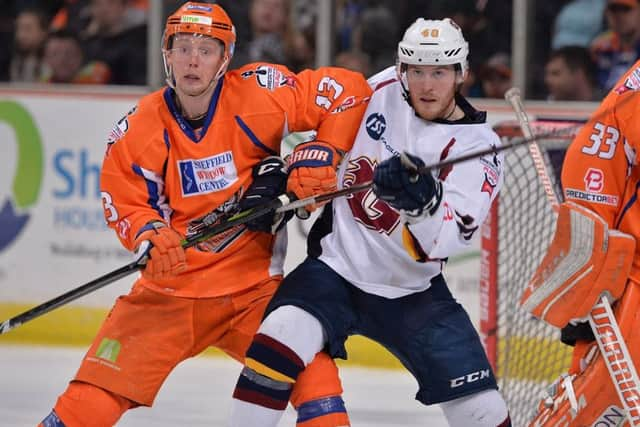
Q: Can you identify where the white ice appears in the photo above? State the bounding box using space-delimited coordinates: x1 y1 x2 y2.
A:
0 345 448 426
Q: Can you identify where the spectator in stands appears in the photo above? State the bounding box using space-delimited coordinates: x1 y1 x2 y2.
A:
334 49 371 76
545 46 601 101
9 7 48 82
40 29 111 84
50 0 91 34
590 0 640 91
80 0 147 85
230 0 312 72
354 4 397 74
552 0 606 49
478 52 512 99
425 0 513 97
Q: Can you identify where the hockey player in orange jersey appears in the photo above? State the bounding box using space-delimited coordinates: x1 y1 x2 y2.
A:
39 2 371 426
524 59 640 426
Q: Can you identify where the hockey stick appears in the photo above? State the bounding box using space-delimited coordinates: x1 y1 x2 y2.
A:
0 96 623 336
505 88 560 210
0 183 374 335
507 88 640 425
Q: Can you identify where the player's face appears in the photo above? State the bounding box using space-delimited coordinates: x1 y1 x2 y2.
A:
167 34 225 96
544 57 575 101
406 64 459 121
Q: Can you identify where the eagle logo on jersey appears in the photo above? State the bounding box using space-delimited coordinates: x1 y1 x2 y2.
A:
344 156 400 235
186 190 245 253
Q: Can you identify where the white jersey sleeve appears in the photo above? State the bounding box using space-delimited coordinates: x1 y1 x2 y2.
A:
405 134 503 259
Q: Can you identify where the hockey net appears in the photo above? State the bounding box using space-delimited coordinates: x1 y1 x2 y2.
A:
480 119 586 426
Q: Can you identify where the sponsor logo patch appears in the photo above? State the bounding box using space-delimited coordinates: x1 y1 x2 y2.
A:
449 369 491 388
180 15 213 25
186 4 212 12
565 188 619 206
96 338 121 363
365 113 386 140
584 167 604 192
179 151 238 196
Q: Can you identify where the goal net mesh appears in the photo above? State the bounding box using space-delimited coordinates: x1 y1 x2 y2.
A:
482 120 584 426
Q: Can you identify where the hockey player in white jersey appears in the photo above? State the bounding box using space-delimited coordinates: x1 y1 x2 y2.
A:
229 18 511 427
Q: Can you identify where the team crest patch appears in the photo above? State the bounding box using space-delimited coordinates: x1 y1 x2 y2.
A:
186 191 245 253
481 167 498 197
615 66 640 94
106 105 137 156
179 151 238 196
241 65 294 90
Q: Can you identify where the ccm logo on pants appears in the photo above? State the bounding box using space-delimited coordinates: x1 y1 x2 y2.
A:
450 369 491 388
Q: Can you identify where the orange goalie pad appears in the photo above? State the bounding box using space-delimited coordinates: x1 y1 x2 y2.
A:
520 201 635 328
528 279 640 427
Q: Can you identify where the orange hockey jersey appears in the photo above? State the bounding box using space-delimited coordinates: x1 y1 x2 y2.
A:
100 63 371 297
561 59 640 280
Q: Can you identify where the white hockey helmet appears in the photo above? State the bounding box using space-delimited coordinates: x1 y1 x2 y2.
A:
397 17 468 74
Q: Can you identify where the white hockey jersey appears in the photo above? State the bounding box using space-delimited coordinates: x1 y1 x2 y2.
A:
313 66 504 298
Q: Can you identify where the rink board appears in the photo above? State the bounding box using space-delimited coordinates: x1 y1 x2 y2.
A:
0 86 596 370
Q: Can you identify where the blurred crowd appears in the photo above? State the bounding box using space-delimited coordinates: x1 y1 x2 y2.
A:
1 0 638 101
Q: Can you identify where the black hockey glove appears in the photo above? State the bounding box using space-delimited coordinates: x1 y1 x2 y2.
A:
373 152 443 218
239 156 293 233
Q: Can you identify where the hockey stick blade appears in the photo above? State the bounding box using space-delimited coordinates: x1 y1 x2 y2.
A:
0 261 141 335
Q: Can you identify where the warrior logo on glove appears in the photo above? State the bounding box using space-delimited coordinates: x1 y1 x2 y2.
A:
287 140 342 215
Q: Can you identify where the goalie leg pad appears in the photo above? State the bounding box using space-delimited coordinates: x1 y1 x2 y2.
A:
520 201 635 328
529 280 640 426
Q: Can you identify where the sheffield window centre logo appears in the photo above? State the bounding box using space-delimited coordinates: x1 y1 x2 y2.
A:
0 101 43 252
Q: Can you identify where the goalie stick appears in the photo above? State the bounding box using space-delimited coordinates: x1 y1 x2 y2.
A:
506 88 640 426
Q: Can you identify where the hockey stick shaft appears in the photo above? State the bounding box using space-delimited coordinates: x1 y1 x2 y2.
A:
506 88 640 425
0 184 372 335
505 88 560 210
